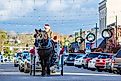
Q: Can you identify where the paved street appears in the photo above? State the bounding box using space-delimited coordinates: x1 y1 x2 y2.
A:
0 63 121 81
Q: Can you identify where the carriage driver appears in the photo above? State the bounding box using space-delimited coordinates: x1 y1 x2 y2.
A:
44 24 60 66
44 24 53 38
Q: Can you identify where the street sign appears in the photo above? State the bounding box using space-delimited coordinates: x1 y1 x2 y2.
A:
86 43 91 50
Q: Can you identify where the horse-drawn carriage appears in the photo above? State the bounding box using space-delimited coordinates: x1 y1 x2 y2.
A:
29 29 63 76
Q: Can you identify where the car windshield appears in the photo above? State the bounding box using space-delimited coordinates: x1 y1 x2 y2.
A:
16 53 22 57
64 55 68 57
67 54 77 60
98 54 110 59
88 53 101 58
75 54 84 59
69 54 77 57
23 51 29 53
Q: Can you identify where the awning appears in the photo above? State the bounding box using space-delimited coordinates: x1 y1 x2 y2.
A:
92 38 106 49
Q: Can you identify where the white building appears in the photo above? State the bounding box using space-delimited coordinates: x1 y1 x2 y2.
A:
99 0 121 33
99 0 107 33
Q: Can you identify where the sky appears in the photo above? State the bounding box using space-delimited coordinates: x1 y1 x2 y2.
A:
0 0 101 35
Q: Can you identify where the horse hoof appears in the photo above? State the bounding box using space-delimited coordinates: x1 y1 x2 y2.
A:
47 73 50 76
41 74 45 77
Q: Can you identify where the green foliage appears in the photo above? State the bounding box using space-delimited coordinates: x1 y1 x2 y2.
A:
0 30 8 52
3 47 11 57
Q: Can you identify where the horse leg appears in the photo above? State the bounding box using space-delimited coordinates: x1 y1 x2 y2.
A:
41 59 46 76
46 55 52 75
44 59 48 76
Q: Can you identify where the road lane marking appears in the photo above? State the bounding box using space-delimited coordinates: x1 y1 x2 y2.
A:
0 72 120 77
52 72 121 76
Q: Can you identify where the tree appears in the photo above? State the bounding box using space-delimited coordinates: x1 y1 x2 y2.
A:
3 47 11 57
0 30 7 52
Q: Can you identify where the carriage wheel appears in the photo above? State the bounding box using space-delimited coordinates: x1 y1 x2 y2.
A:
19 65 24 72
14 64 18 67
24 63 30 73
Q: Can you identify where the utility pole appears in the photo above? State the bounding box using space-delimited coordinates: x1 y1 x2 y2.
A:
75 32 77 42
115 15 118 47
80 29 82 40
80 29 82 50
34 0 35 4
95 23 98 48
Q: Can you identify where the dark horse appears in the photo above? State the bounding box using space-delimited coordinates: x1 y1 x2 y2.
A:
34 29 55 76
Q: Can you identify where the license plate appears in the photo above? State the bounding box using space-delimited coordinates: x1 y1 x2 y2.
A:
100 60 103 62
67 61 73 63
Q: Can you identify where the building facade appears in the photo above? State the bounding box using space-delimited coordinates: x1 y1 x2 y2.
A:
99 0 121 33
99 0 121 48
99 0 107 34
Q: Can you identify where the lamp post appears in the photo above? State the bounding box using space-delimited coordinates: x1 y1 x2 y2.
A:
93 23 99 48
75 32 78 42
95 23 99 48
115 15 118 47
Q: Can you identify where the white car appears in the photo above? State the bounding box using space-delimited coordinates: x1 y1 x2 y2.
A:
19 53 41 73
0 54 3 63
74 54 85 68
88 58 98 71
63 53 69 65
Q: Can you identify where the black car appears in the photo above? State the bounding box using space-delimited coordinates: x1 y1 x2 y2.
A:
65 53 80 66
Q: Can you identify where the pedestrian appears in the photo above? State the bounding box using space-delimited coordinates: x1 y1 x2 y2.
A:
30 47 35 55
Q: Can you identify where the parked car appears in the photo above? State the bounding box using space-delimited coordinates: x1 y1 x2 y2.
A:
65 53 80 66
0 53 3 63
18 51 32 73
95 53 113 72
105 55 114 73
3 57 9 62
14 52 22 67
19 54 31 73
111 49 121 74
88 57 98 71
19 51 42 73
82 52 101 69
63 53 69 65
74 54 85 68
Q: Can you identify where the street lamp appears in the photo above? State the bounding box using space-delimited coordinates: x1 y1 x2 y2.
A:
94 23 99 48
115 15 118 46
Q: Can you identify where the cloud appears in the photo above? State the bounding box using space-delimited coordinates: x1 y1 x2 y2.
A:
48 0 68 12
0 0 46 21
0 0 100 34
47 0 95 12
0 0 97 21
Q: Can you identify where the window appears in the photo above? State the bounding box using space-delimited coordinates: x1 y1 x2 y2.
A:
75 55 83 59
118 33 120 37
116 50 121 58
